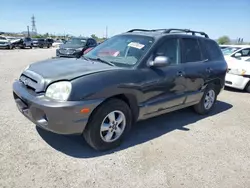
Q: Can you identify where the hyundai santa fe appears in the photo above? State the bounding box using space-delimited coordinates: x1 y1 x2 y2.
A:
13 28 227 150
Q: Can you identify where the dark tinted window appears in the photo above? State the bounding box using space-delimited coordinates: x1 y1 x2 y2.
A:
204 39 224 61
155 38 179 64
91 39 97 46
25 38 31 41
182 38 202 63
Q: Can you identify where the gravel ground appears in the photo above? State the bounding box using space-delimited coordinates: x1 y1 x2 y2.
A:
0 48 250 188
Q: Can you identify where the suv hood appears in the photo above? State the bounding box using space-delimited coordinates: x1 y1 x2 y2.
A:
60 43 85 49
27 58 119 82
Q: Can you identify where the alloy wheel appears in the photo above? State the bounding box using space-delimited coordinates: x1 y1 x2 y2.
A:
100 110 126 143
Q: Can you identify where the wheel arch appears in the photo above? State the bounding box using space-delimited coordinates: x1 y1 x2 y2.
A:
207 78 224 94
88 93 139 125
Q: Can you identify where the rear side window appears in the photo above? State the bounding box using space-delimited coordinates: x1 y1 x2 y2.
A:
203 39 224 61
182 38 202 63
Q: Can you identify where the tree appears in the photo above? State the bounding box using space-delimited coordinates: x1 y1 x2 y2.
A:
217 36 230 45
91 34 99 40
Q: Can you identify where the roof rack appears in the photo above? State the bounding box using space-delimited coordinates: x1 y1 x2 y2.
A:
127 28 209 38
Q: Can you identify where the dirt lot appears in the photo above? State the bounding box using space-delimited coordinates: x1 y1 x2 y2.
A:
0 48 250 188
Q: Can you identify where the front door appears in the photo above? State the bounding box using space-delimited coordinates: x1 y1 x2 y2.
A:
140 37 187 117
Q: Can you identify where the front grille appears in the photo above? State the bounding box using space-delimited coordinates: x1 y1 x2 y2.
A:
0 42 6 44
20 75 37 91
19 70 45 93
59 48 75 54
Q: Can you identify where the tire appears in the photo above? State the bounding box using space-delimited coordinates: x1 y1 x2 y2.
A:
193 84 217 115
245 82 250 93
23 44 26 49
83 99 132 151
30 45 32 49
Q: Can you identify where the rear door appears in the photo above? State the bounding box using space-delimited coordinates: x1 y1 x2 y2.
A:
180 37 207 104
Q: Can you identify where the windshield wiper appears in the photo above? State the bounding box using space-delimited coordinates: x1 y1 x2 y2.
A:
90 57 115 66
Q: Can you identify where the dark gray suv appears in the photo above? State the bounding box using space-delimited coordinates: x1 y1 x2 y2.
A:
13 29 227 150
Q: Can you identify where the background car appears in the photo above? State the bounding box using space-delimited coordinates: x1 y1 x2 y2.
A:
0 36 14 49
52 39 64 48
56 37 97 58
222 45 250 62
46 39 54 47
225 57 250 92
12 37 33 49
32 38 51 48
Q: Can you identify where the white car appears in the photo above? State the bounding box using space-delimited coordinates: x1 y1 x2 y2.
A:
0 36 13 49
52 40 64 48
225 57 250 92
221 45 250 62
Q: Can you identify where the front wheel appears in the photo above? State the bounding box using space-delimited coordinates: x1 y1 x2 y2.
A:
83 99 132 151
245 81 250 93
193 84 217 115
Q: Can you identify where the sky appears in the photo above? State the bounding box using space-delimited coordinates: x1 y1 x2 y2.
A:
0 0 250 41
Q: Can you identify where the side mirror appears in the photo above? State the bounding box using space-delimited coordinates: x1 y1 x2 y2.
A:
148 56 170 67
234 53 241 58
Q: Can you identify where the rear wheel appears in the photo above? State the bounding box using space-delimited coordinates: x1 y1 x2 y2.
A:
193 84 217 115
245 81 250 93
83 99 132 151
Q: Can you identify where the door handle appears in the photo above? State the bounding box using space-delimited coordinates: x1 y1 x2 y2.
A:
206 68 213 73
176 71 185 77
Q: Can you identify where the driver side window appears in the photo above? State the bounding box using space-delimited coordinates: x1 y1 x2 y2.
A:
154 38 179 65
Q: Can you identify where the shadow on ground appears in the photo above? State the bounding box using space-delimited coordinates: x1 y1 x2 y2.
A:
37 100 232 158
224 86 248 93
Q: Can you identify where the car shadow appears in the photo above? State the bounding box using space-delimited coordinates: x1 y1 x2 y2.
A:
36 100 232 158
224 86 247 93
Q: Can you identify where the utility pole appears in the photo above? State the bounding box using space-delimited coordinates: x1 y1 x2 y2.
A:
27 26 30 37
31 15 37 36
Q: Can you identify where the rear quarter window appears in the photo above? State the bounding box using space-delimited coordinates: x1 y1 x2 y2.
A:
203 39 224 61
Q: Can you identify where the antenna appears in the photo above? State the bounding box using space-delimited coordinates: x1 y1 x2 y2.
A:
31 15 37 35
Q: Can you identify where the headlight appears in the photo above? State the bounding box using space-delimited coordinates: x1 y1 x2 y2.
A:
45 81 72 101
76 47 83 51
229 68 246 75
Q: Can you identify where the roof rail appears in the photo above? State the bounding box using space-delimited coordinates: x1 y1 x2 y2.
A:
164 28 209 38
127 29 154 33
126 28 209 38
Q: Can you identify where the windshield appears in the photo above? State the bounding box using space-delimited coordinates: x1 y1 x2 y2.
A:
66 38 86 45
222 47 241 55
84 35 154 67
